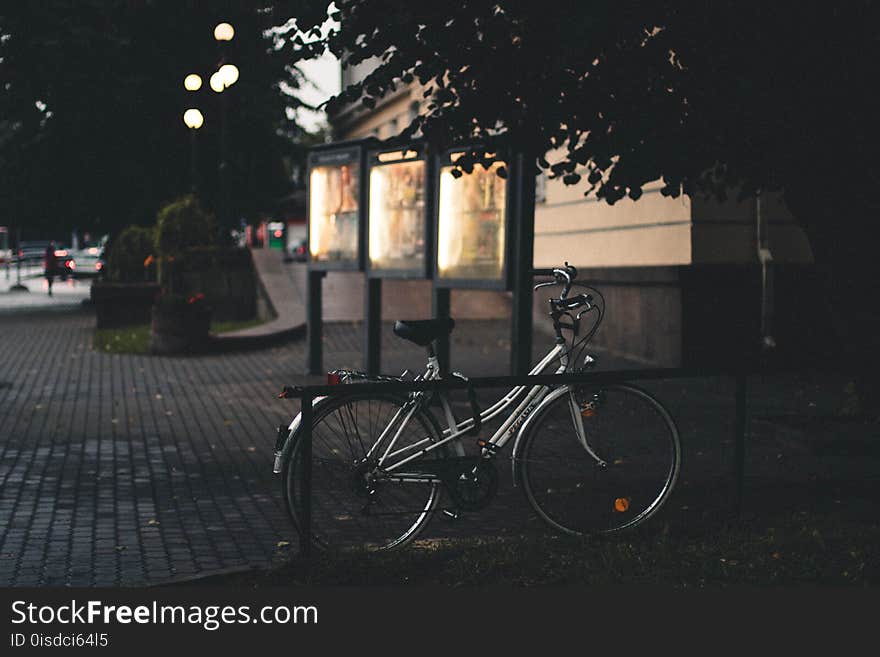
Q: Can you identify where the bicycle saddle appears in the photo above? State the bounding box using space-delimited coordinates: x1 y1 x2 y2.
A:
392 318 456 346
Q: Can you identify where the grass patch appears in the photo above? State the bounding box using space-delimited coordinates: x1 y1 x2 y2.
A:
94 317 266 354
94 325 151 354
174 510 880 588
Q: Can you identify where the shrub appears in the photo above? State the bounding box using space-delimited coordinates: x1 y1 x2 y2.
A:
152 291 211 316
154 194 217 257
168 245 254 272
105 225 156 282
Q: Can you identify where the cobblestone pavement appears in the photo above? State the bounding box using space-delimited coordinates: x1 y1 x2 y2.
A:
1 306 876 586
0 307 572 586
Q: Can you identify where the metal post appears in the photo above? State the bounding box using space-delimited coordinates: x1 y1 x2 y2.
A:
364 277 382 376
10 227 28 292
219 89 231 227
190 128 199 194
510 151 537 376
735 372 747 515
433 287 451 372
307 270 325 375
299 393 313 558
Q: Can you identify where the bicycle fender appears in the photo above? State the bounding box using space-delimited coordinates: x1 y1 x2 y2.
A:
508 386 572 486
272 396 328 474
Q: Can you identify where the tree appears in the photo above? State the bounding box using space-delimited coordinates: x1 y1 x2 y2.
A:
0 1 320 239
280 0 880 410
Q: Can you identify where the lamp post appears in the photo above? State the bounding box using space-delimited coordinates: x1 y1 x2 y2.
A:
180 24 238 222
213 22 238 230
183 107 204 193
183 74 203 194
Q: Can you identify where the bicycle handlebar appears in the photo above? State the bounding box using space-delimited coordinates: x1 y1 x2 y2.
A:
529 263 578 280
530 263 578 299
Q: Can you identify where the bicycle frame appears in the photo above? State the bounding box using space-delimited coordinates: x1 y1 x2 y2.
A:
369 340 599 482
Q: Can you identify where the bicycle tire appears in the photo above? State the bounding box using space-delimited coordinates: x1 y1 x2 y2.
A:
517 383 681 535
284 392 447 552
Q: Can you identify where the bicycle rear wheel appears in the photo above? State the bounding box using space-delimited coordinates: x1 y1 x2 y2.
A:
285 393 445 552
517 383 681 535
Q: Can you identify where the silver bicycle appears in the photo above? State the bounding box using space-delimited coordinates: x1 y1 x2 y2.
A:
274 264 681 551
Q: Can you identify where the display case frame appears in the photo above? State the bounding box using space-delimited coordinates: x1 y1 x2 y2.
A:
306 139 371 272
432 146 514 290
364 142 432 279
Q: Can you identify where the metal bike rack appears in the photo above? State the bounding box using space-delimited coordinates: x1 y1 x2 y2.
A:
279 366 753 558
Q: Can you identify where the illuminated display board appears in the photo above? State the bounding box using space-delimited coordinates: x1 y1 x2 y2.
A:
366 145 429 278
434 150 510 288
307 144 364 270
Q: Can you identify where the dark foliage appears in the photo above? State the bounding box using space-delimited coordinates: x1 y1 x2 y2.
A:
279 1 880 403
0 1 318 239
154 194 217 257
105 224 155 282
285 1 880 211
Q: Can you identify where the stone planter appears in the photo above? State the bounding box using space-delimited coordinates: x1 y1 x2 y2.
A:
149 301 212 355
91 281 161 329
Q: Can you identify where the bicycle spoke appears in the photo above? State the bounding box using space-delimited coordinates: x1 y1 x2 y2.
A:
287 393 445 551
518 385 681 535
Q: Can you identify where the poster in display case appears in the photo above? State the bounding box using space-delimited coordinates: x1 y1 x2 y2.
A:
366 145 430 278
307 143 365 270
434 149 511 288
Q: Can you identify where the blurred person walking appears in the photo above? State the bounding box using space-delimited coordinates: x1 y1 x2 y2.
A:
43 241 57 296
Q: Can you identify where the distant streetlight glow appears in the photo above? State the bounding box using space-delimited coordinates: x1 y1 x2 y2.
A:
218 63 239 87
183 108 204 129
209 71 225 93
184 74 202 91
214 22 234 41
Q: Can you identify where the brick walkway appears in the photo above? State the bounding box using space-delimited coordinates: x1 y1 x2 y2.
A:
0 307 593 585
1 305 877 586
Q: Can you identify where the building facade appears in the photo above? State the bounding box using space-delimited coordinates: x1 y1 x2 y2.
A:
325 64 819 367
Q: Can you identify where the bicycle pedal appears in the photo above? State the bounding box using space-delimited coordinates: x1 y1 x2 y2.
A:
441 508 461 521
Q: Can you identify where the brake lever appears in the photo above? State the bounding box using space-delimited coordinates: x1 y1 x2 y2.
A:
533 280 557 292
574 294 595 320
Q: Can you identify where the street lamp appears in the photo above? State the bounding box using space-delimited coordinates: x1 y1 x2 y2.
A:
218 63 239 87
214 22 234 42
183 108 204 193
183 108 204 130
183 73 202 91
209 71 225 93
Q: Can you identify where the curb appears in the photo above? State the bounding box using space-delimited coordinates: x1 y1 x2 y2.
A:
208 322 307 353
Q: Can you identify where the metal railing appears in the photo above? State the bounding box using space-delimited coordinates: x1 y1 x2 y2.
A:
279 366 753 557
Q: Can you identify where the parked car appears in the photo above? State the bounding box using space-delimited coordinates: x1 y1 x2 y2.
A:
71 242 106 278
47 245 76 280
17 239 52 264
284 238 308 263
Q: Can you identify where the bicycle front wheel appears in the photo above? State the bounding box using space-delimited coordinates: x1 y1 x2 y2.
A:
285 393 445 552
517 383 681 535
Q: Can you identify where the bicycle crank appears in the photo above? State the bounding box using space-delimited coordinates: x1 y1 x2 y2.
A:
444 458 499 512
